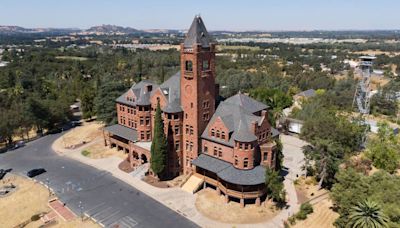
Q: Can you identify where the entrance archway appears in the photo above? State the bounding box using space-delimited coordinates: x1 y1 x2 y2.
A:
141 154 148 164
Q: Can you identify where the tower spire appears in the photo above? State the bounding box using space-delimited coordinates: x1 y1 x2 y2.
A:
183 15 211 48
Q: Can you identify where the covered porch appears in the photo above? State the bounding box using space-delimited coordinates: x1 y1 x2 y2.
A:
192 154 267 207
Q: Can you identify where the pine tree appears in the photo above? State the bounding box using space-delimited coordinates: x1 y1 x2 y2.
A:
150 100 168 177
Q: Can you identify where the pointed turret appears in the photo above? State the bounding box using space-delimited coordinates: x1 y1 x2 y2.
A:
183 15 212 48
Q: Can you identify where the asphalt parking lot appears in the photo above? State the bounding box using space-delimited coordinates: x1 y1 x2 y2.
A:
0 134 198 228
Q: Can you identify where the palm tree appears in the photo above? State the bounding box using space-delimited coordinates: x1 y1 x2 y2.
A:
348 200 389 228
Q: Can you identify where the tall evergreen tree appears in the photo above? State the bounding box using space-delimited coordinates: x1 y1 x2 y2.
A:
150 101 168 177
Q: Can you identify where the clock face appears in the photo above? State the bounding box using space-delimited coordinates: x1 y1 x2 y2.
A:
184 84 193 95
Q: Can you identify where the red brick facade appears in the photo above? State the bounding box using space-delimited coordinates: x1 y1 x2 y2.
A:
104 16 278 186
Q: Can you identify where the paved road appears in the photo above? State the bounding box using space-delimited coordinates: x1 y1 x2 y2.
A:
0 134 198 228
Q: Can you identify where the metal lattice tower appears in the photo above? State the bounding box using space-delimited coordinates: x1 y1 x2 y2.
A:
353 55 376 146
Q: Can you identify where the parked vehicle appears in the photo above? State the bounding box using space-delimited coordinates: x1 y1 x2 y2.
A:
27 168 46 178
14 140 25 149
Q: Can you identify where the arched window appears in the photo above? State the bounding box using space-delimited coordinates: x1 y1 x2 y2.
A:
221 131 225 140
185 61 193 72
211 129 215 137
243 158 249 168
234 156 238 166
216 130 220 138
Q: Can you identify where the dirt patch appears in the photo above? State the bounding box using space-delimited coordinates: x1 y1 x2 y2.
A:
83 142 127 160
293 199 339 228
0 174 99 228
119 159 134 173
56 122 104 149
165 174 190 187
294 177 328 203
143 175 170 188
195 188 278 224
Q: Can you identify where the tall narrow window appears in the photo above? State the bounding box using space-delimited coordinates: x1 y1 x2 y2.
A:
202 60 209 70
244 158 248 168
174 125 180 135
185 61 193 72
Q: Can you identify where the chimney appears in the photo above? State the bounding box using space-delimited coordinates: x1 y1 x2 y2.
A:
251 121 257 134
261 110 267 118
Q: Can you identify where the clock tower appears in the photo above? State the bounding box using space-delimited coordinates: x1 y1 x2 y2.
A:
180 16 216 174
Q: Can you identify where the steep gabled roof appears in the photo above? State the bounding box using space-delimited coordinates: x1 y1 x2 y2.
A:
201 93 268 147
183 16 212 48
224 92 268 114
157 72 183 113
116 80 159 106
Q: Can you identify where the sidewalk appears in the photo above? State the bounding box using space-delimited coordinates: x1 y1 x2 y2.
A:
52 136 300 228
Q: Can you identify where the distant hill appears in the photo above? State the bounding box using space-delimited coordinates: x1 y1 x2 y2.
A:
0 25 80 34
85 24 139 34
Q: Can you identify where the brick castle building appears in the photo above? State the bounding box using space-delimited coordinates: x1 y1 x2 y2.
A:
104 16 278 205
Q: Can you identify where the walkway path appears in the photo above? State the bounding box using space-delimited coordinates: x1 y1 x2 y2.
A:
53 134 306 227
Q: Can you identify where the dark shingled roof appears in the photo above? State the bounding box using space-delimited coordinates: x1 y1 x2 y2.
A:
192 154 266 185
224 93 268 113
184 16 212 48
156 72 183 113
116 72 183 112
104 124 138 142
116 80 159 106
201 93 268 147
232 119 257 142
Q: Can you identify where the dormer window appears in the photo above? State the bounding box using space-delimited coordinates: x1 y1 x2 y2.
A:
185 61 193 72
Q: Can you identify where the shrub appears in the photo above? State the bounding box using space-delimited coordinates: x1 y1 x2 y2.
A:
288 216 297 225
296 203 314 220
31 214 41 221
81 150 90 156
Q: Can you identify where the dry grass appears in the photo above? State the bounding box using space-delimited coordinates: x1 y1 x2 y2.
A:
26 216 99 228
195 188 278 224
84 142 127 160
217 45 260 51
294 176 328 203
0 174 99 228
293 199 339 228
352 50 400 57
292 176 339 228
59 122 104 148
0 174 50 228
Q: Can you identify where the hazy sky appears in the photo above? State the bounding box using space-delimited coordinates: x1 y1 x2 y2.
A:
1 0 399 30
